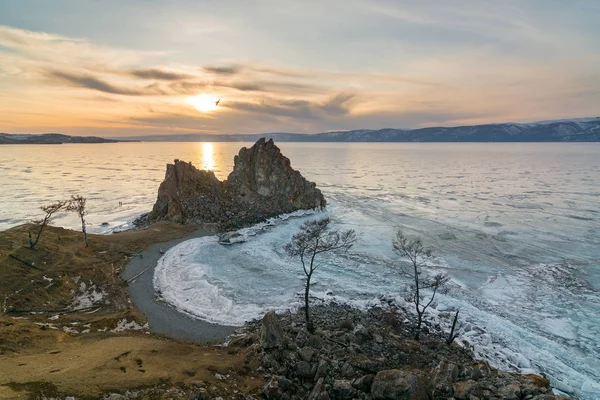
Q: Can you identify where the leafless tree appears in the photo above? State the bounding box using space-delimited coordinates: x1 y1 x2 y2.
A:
446 310 460 345
285 218 356 333
393 230 449 340
30 200 68 249
67 195 88 246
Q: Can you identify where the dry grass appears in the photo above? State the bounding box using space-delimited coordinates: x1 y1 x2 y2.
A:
0 223 262 399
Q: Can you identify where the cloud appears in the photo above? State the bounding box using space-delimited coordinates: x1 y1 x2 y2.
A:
44 70 162 95
203 64 243 75
227 92 356 120
129 68 192 80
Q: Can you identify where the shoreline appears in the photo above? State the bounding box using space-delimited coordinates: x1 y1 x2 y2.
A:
123 227 237 343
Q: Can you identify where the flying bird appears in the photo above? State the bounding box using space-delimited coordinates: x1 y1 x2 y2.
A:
215 99 221 106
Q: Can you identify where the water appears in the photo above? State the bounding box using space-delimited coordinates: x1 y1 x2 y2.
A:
1 142 599 398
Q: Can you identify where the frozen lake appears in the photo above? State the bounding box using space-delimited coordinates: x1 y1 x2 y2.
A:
1 142 599 398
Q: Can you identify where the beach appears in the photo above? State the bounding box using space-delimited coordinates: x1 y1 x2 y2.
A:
124 227 237 343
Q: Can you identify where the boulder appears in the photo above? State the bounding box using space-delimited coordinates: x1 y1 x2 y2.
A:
429 361 459 399
497 383 521 400
217 231 244 245
371 370 428 400
298 347 315 363
149 138 326 227
452 380 483 399
295 360 315 380
332 380 357 398
352 374 375 392
353 324 372 344
260 312 284 350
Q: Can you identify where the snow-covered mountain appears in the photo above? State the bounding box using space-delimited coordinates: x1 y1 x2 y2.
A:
5 117 600 143
124 117 600 142
300 118 600 142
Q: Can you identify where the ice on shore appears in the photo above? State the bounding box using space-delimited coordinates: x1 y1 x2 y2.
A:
154 206 600 399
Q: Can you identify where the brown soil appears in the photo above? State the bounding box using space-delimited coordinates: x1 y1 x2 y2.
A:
0 223 262 399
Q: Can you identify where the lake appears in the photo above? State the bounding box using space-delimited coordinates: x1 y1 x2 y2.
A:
1 142 599 398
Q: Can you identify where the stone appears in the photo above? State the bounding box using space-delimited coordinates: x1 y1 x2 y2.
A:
277 376 293 391
497 383 521 400
352 374 375 392
295 330 310 347
340 362 355 378
332 380 356 398
305 335 323 349
260 312 284 350
371 370 428 400
149 138 326 227
307 377 326 400
354 324 372 344
452 380 483 399
188 389 210 400
298 347 315 363
314 360 328 381
429 361 459 399
474 361 492 379
296 361 314 379
264 376 281 399
105 395 125 400
218 231 243 244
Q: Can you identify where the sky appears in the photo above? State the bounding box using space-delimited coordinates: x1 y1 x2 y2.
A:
0 0 599 137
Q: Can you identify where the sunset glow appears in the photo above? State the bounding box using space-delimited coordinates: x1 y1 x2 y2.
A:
190 95 219 113
0 1 598 137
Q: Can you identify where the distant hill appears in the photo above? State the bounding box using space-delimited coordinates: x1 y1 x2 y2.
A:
0 133 129 144
5 117 600 143
125 117 600 142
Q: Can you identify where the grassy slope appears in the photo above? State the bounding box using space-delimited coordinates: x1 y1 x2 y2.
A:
0 223 261 399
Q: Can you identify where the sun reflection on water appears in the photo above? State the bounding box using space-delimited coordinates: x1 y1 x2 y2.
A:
202 142 215 171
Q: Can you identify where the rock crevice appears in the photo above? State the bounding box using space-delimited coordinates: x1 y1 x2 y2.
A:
149 138 326 227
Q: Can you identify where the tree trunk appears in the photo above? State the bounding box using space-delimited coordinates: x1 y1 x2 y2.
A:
446 310 459 345
305 273 313 333
32 221 47 249
415 312 422 340
82 219 88 247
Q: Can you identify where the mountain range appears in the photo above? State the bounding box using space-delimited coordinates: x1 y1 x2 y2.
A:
3 117 600 143
125 117 600 142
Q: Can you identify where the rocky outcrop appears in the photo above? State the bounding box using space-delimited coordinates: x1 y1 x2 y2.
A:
148 161 224 224
227 304 565 400
148 138 326 227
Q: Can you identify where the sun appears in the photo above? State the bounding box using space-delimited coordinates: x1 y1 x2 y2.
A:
189 94 219 112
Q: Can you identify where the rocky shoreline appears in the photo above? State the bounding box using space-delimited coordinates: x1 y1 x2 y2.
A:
229 304 567 400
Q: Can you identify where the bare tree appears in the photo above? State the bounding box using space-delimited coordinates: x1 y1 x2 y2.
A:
30 200 68 249
446 310 460 345
67 195 88 246
393 230 449 340
285 218 356 333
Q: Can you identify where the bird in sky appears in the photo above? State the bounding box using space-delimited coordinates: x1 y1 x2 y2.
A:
215 99 221 106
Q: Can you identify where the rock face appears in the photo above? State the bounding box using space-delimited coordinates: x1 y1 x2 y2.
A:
149 138 326 227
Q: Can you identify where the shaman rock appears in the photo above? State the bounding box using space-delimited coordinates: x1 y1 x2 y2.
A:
149 138 326 227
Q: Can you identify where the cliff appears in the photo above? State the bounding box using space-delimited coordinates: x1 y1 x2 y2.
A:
149 138 326 227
